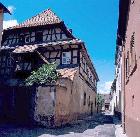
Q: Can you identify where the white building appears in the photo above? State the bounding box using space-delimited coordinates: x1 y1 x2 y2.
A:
110 38 123 119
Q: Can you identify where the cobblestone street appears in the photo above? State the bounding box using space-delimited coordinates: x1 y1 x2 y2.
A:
0 113 118 137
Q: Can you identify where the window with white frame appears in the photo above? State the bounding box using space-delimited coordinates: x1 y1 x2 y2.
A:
62 52 71 64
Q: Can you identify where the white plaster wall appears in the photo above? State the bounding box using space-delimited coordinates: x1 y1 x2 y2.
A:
115 56 122 113
112 51 122 115
110 53 122 115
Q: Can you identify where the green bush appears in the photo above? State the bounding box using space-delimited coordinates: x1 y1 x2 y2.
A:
97 94 104 107
25 62 59 86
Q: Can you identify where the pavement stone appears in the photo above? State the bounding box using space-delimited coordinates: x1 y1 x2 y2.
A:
113 117 127 137
0 112 120 137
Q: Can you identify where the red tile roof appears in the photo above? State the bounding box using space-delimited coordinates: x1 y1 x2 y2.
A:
57 67 78 81
11 39 82 53
8 8 61 29
13 45 38 53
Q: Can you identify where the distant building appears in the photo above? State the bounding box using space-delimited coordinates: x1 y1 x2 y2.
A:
102 94 111 111
0 8 99 127
0 3 11 46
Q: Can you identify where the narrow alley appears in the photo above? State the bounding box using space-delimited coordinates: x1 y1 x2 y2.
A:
1 0 139 137
0 113 121 137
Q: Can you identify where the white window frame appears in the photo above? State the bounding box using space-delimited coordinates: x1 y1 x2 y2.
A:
62 51 71 64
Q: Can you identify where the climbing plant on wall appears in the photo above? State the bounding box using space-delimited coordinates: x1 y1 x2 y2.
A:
25 62 59 86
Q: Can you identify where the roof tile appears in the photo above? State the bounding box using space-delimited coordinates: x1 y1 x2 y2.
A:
57 67 78 81
8 8 61 29
4 39 82 53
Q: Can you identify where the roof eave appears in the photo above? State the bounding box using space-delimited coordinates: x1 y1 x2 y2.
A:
81 43 99 81
0 3 11 15
5 22 63 31
117 0 130 41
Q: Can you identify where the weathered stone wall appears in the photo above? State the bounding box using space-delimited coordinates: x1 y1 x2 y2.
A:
34 86 56 127
55 70 97 126
0 73 96 127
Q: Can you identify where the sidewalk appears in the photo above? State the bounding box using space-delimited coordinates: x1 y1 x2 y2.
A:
113 116 127 137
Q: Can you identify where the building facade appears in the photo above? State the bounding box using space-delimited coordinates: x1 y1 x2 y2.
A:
0 9 99 127
112 43 123 119
100 94 111 111
116 0 140 136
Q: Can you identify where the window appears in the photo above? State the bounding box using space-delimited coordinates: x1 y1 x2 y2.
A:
19 34 25 44
83 92 86 105
15 62 31 71
88 96 90 106
90 74 93 82
95 98 96 107
35 31 43 42
25 35 30 43
62 52 71 64
0 56 6 68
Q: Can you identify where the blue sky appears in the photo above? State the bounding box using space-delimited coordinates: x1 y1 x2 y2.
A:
1 0 119 93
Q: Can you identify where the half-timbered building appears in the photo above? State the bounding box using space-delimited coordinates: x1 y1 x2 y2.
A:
0 9 99 126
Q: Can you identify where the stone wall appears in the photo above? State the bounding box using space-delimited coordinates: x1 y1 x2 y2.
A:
34 86 56 127
54 70 97 126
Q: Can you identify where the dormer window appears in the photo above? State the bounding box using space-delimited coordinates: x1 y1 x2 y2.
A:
62 52 71 64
